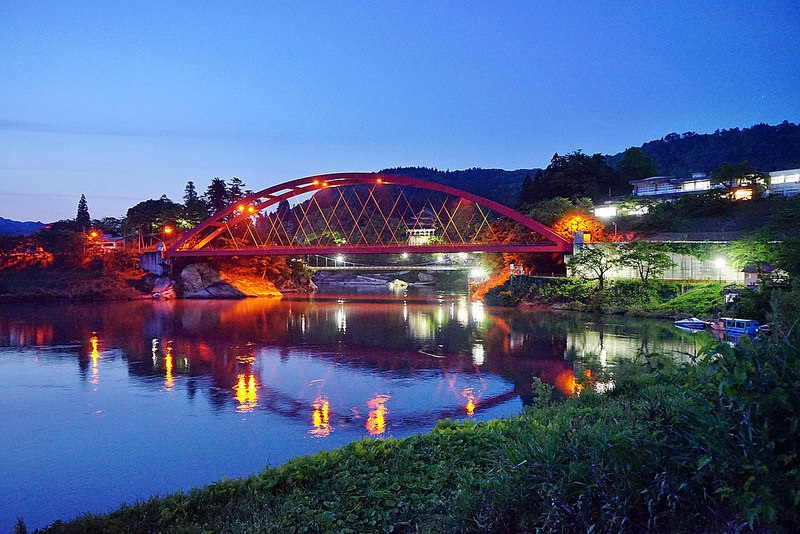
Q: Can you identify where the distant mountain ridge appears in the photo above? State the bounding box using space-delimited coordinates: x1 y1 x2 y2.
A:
606 121 800 177
383 121 800 207
378 167 540 208
0 216 45 235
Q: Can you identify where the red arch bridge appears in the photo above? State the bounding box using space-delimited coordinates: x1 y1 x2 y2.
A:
165 173 572 260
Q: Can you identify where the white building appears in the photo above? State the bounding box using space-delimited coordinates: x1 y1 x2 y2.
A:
767 168 800 197
629 173 711 199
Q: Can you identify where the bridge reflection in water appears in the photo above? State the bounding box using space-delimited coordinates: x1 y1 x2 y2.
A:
2 295 701 439
0 296 709 531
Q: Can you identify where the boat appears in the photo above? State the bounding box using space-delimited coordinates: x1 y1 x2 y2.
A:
674 317 712 330
711 317 760 337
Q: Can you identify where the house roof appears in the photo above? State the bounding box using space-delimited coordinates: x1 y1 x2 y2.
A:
741 264 779 273
629 176 675 185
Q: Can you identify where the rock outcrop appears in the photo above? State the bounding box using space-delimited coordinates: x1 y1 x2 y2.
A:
181 263 246 299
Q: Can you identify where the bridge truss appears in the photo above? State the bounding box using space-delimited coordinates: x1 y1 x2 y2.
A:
166 173 572 258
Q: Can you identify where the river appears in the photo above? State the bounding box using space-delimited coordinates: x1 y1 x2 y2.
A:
0 289 706 531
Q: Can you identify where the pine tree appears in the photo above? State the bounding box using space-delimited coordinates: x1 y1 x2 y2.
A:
227 177 246 204
76 194 91 227
204 178 229 214
183 181 209 226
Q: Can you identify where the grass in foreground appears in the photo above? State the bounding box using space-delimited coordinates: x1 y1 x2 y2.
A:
26 338 800 533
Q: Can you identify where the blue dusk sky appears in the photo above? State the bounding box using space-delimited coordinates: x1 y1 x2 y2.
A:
1 1 799 223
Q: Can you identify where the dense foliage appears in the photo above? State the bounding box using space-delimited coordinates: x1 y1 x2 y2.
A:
27 337 800 533
484 276 726 317
606 121 800 177
380 167 538 208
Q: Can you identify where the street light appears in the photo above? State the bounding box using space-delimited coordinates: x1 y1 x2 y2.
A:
714 257 726 283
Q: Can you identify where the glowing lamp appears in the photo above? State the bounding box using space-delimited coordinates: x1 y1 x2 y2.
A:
594 205 617 218
248 206 255 213
237 204 245 211
164 226 173 234
89 231 99 238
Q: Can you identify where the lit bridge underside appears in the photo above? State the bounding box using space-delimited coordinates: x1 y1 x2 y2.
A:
166 173 571 258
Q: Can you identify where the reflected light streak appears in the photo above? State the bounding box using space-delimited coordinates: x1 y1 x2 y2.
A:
456 298 469 326
336 305 347 334
461 388 477 417
164 342 174 390
366 394 390 436
472 343 485 366
471 301 485 324
235 374 258 413
555 369 582 397
309 396 331 437
90 335 100 386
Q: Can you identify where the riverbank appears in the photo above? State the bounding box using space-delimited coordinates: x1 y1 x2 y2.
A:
26 337 799 533
483 275 729 319
0 254 313 301
0 253 149 301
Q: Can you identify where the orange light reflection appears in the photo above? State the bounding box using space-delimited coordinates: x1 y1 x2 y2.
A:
461 387 477 417
164 342 174 390
90 335 100 386
235 374 258 413
309 396 331 437
366 394 390 436
555 369 582 397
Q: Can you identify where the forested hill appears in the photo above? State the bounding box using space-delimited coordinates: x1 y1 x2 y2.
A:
607 121 800 176
0 216 44 235
378 167 539 207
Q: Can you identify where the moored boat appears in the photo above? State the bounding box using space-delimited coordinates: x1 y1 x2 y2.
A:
711 317 760 336
674 317 712 330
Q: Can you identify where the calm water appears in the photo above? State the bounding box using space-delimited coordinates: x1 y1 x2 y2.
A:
0 290 704 531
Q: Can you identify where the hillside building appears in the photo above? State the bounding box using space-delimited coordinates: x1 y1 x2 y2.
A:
766 168 800 197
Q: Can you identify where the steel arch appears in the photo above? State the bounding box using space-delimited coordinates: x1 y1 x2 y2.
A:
165 172 572 257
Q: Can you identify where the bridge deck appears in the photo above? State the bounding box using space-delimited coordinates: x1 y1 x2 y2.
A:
310 265 473 271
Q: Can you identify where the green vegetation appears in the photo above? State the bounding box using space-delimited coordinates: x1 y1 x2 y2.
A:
0 249 148 301
605 121 800 177
25 337 800 533
485 276 726 317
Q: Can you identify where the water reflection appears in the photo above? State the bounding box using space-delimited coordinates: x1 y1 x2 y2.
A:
461 388 477 417
0 298 707 420
366 395 390 436
235 374 258 413
89 335 100 388
0 296 711 531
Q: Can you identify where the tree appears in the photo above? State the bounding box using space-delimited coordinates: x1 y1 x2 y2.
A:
710 161 769 196
76 194 90 227
125 196 183 237
227 177 246 204
617 241 677 282
96 217 124 235
204 177 229 214
516 170 542 208
182 181 210 227
552 212 606 242
532 151 616 203
524 197 593 227
615 147 658 183
567 245 620 290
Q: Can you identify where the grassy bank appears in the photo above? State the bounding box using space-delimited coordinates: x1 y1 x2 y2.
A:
0 252 149 301
483 276 727 317
24 338 800 533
